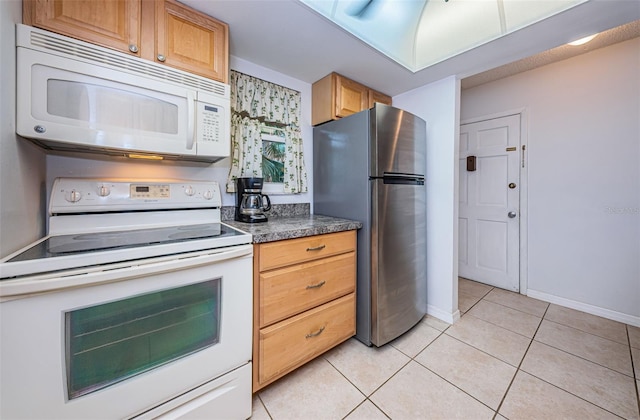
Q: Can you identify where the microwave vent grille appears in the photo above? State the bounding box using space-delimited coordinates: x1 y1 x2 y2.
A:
28 31 229 98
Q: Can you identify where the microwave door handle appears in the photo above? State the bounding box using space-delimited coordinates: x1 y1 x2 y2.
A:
186 93 195 150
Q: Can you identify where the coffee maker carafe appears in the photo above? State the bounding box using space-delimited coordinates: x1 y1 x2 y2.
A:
235 177 271 223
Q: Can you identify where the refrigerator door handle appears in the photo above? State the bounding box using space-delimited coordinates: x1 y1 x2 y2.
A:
382 171 425 178
371 174 425 185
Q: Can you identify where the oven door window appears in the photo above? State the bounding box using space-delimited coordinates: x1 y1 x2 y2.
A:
65 279 221 400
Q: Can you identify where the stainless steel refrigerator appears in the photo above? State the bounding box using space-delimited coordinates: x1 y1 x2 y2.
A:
314 103 427 347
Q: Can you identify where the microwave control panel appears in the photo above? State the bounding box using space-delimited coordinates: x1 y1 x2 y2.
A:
198 103 223 144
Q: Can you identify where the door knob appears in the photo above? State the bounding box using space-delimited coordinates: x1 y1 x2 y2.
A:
508 211 517 218
509 182 517 189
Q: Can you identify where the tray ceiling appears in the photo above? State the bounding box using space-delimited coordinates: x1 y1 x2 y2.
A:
300 0 587 72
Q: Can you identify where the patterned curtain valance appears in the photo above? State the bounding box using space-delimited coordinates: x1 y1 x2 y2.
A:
230 71 301 127
226 70 307 194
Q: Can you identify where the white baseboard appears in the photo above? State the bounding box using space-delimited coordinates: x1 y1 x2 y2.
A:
427 304 460 325
526 289 640 327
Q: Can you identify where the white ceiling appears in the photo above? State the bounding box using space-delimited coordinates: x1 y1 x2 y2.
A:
181 0 640 96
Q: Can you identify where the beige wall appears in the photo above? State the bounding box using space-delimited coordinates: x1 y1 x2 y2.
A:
461 38 640 324
0 0 47 258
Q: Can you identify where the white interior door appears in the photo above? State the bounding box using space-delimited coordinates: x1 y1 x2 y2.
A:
459 115 520 291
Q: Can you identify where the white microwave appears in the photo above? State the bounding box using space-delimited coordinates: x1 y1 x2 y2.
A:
15 24 230 163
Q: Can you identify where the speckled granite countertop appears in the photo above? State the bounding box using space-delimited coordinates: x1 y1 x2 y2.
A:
224 214 362 243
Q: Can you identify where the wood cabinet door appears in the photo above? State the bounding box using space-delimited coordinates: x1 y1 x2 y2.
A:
155 0 229 82
24 0 141 55
369 89 392 108
335 75 369 118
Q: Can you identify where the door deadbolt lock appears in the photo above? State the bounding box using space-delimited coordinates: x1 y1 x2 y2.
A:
508 183 517 189
508 211 517 218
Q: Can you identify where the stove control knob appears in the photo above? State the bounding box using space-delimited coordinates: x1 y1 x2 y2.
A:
184 185 195 196
98 185 111 197
65 189 82 203
203 190 214 200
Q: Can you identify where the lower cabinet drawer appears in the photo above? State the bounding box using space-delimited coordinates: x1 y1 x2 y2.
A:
259 252 356 327
257 231 356 271
258 293 355 384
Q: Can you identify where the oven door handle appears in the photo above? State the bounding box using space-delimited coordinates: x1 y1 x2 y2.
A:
0 245 253 300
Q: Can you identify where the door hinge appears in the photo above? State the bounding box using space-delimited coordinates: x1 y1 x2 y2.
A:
521 145 526 168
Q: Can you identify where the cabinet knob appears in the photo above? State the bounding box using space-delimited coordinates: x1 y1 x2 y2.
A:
157 54 166 62
128 44 139 53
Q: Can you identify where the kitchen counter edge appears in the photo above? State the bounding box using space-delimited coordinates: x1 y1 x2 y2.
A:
224 214 362 244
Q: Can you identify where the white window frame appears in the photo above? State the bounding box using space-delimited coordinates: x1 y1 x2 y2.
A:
260 132 286 195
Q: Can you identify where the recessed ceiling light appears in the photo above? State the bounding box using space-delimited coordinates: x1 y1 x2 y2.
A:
568 34 598 46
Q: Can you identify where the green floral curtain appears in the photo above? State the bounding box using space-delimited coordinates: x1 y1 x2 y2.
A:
226 71 308 193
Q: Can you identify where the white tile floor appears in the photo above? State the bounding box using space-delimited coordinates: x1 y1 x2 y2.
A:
250 278 640 419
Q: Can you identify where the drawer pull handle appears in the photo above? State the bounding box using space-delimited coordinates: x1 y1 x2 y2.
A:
306 280 326 290
305 326 326 339
306 245 326 252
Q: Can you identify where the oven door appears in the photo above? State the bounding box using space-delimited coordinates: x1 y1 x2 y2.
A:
0 246 252 419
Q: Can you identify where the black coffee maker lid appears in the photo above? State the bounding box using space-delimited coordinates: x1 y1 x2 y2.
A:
236 177 263 189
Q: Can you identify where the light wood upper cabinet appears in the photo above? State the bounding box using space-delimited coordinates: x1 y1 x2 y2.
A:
369 89 392 109
155 0 228 82
23 0 229 83
23 0 141 55
335 76 369 119
312 72 392 126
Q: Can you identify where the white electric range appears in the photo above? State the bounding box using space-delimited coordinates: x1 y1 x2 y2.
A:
0 178 253 419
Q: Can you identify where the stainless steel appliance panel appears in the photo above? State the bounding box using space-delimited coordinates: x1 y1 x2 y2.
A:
370 178 427 345
370 104 426 177
313 111 372 343
314 103 427 347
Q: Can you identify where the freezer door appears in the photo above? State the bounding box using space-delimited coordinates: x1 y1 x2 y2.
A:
370 177 427 346
370 104 426 177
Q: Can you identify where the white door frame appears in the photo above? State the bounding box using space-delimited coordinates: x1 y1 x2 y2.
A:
460 108 529 295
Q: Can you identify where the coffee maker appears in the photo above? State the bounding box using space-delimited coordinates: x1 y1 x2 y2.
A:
235 177 271 223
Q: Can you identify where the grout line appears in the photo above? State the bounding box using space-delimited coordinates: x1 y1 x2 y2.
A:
412 351 500 415
256 393 274 420
481 293 548 319
322 350 370 400
439 332 522 369
541 314 629 346
458 294 485 315
364 357 414 397
626 325 640 416
531 330 635 378
541 317 629 345
462 310 540 341
366 399 393 420
517 370 628 419
502 302 631 418
340 398 392 420
340 399 367 420
493 299 550 416
517 370 627 419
